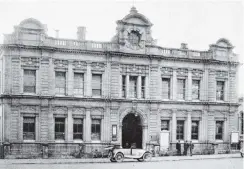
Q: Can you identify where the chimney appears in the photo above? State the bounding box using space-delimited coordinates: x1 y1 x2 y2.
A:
55 29 59 38
77 26 86 41
181 43 188 49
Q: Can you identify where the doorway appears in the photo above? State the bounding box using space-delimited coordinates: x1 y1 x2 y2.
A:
122 113 142 148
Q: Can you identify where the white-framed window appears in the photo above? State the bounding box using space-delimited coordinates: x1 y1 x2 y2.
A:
215 121 224 140
55 71 66 95
192 80 200 100
162 78 170 99
23 69 36 93
55 118 65 140
74 73 84 96
73 118 83 140
161 120 170 131
177 79 186 100
129 76 137 98
23 117 35 140
177 120 185 140
91 119 101 141
216 81 225 101
191 121 199 140
92 74 102 96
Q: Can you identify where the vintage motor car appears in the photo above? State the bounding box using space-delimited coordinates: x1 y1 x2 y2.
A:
107 145 152 162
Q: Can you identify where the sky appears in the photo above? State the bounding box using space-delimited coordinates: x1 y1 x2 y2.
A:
0 0 243 97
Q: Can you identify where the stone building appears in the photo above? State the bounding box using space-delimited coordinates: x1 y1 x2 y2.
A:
0 7 241 158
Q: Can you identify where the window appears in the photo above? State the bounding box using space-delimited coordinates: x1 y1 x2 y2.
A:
216 81 224 101
74 73 84 95
162 78 170 99
23 117 35 140
192 80 200 100
191 121 199 140
55 72 66 95
23 70 36 93
241 112 244 135
129 76 137 98
122 75 126 98
161 120 169 131
141 76 145 98
216 121 224 140
177 79 186 100
91 119 101 140
92 74 102 96
177 120 184 140
55 118 65 140
73 118 83 140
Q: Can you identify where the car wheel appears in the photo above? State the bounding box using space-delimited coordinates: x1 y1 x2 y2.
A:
143 152 152 162
241 153 243 158
137 158 144 162
108 151 112 159
115 153 124 162
110 158 117 162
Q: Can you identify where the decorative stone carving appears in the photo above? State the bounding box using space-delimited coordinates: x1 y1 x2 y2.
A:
177 110 187 117
72 107 85 114
177 68 188 76
120 64 149 74
91 108 104 115
53 59 68 69
215 71 228 78
21 57 40 67
91 62 105 71
161 67 173 76
21 105 37 112
191 110 202 118
73 61 87 70
53 106 68 114
160 109 172 117
192 69 203 77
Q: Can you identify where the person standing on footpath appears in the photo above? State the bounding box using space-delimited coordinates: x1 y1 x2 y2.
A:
176 140 181 156
189 141 194 156
183 140 188 156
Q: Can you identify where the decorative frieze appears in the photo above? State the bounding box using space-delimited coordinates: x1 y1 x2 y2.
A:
120 64 149 74
21 105 38 113
53 106 68 115
73 61 87 71
91 62 106 72
160 109 172 117
192 69 203 77
21 57 40 68
177 68 188 76
161 67 173 76
215 71 228 78
72 107 85 117
53 59 68 69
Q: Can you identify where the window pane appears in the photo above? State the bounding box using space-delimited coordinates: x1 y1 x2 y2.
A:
92 74 102 96
216 81 224 100
191 121 199 140
161 120 169 131
55 72 66 94
91 119 101 140
215 121 224 140
23 70 36 93
73 118 83 140
23 117 35 140
177 79 185 100
55 118 65 140
192 80 200 100
74 73 84 95
129 76 137 98
177 120 184 140
162 78 170 99
141 76 145 98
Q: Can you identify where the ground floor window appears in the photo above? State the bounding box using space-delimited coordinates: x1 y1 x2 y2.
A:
191 121 199 140
55 118 65 140
23 117 35 140
215 121 224 140
177 120 184 140
161 120 169 131
91 119 101 140
73 118 83 140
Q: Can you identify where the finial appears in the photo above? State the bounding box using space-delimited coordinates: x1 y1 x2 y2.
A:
130 6 138 14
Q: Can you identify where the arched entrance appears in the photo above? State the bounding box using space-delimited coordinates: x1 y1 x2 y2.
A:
122 113 142 148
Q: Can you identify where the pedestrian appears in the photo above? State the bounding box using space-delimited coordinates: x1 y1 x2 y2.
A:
176 140 181 156
189 141 194 156
183 140 188 156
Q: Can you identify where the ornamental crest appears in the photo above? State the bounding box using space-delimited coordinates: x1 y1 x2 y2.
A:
177 68 188 76
73 61 87 70
21 57 40 67
125 28 144 50
91 62 105 71
216 71 228 78
53 59 68 69
161 67 173 76
192 69 203 77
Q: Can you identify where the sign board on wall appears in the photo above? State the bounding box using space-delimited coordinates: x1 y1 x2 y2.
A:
230 132 239 143
159 131 170 150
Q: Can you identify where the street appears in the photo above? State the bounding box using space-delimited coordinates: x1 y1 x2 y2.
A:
0 158 242 169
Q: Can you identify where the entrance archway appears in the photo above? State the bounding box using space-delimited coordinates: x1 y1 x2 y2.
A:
122 113 142 148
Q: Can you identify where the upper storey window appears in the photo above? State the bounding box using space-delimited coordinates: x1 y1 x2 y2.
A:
129 76 137 98
92 74 102 97
55 72 66 95
23 69 36 93
216 81 224 101
177 79 186 100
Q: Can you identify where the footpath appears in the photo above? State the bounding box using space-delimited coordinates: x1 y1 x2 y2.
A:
0 153 241 165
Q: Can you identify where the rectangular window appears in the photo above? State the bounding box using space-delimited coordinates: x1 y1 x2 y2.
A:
23 117 35 140
177 79 186 100
161 120 169 131
73 118 83 140
177 120 184 140
162 78 170 99
23 70 36 93
216 81 225 100
74 73 84 95
92 74 102 96
122 75 126 98
192 80 200 100
141 76 145 98
216 121 224 140
55 118 65 140
91 119 101 140
129 76 137 98
55 72 66 95
191 121 199 140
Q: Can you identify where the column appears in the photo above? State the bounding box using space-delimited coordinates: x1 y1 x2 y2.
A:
126 75 130 98
137 76 141 99
187 69 192 101
172 68 177 100
142 126 148 150
48 106 54 141
201 110 208 141
67 61 73 95
119 75 122 98
145 76 149 99
187 111 192 141
67 107 73 141
171 109 177 142
86 62 92 97
85 108 91 142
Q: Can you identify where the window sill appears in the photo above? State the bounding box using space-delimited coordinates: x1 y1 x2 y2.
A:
73 140 84 143
91 140 101 143
21 93 37 95
215 140 224 143
55 140 66 143
191 140 199 143
23 140 36 143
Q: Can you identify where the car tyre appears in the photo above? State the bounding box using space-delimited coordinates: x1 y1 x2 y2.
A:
115 152 124 162
137 158 144 162
143 152 152 162
110 158 117 162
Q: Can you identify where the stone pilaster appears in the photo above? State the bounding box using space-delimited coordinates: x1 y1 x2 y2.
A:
137 75 141 99
187 69 192 101
172 68 177 100
171 109 177 142
187 111 192 141
67 107 73 141
67 61 74 96
86 62 92 97
126 75 130 98
85 108 91 142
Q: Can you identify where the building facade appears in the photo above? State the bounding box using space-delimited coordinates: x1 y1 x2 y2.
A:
0 7 241 158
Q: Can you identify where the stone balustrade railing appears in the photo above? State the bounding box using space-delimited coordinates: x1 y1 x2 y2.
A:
2 34 239 62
